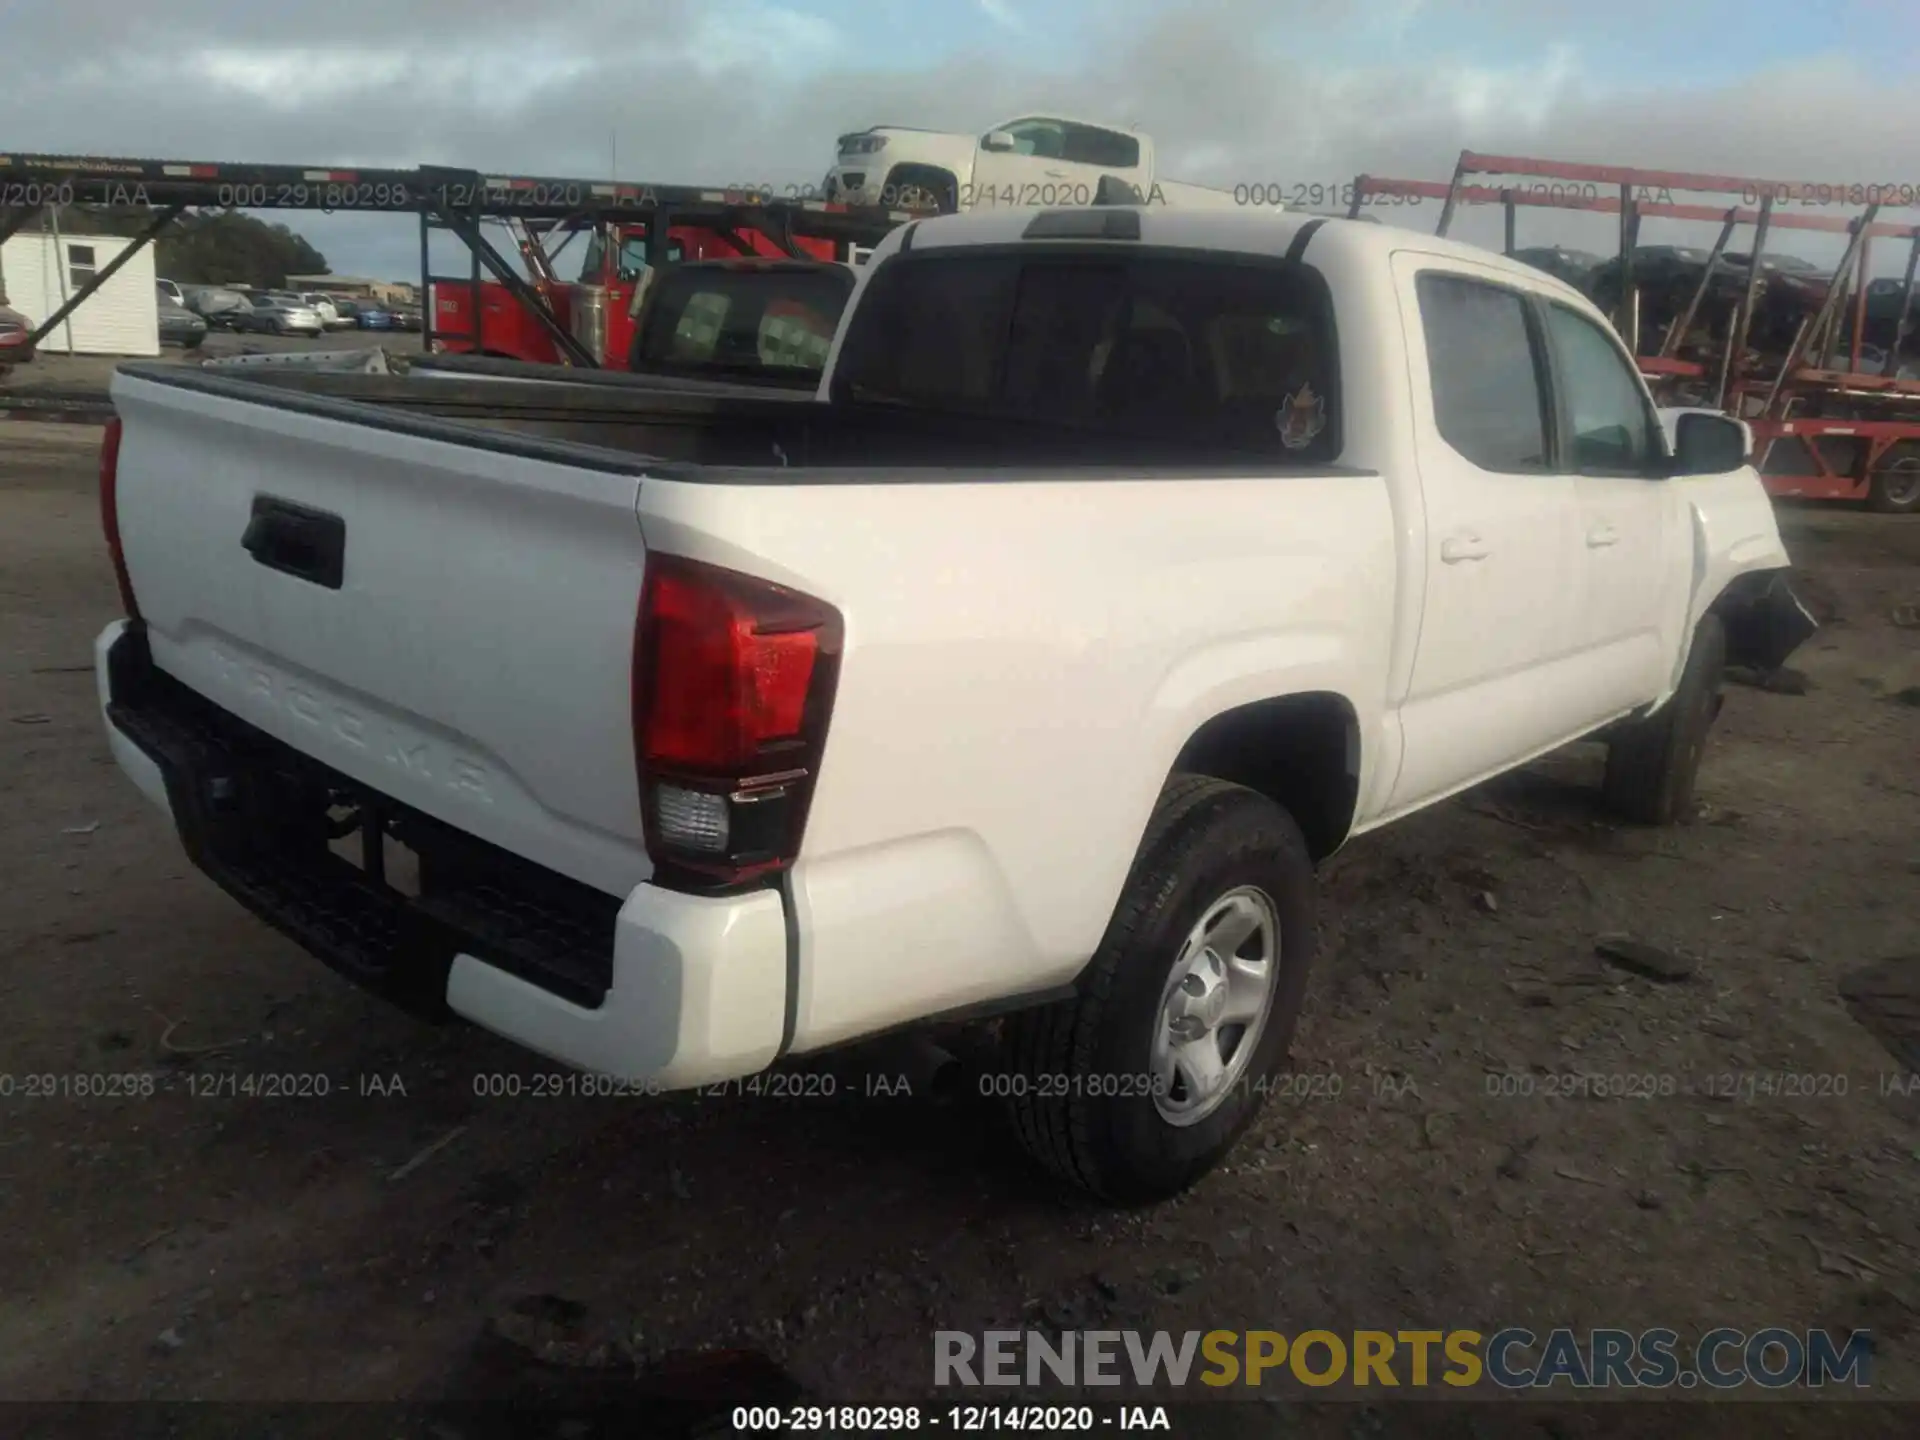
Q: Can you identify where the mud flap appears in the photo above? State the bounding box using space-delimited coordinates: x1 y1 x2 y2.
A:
1716 570 1819 675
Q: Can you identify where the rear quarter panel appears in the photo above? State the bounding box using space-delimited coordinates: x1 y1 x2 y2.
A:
635 469 1399 1051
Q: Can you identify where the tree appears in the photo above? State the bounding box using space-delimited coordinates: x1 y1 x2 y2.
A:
53 205 330 288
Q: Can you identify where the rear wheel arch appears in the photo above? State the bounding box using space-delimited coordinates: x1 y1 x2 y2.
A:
882 164 960 212
1168 692 1361 862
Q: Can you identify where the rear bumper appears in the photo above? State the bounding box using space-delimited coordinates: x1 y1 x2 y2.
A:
94 620 786 1087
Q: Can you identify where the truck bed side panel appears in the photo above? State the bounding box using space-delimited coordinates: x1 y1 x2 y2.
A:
634 472 1398 1051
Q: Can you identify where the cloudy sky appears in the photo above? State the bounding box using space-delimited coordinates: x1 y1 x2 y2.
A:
3 0 1916 281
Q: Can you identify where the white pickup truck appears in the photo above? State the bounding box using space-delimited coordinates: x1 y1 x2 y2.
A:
94 205 1812 1202
824 116 1245 213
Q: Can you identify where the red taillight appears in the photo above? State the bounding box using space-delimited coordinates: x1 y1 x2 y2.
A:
98 416 141 621
633 554 842 887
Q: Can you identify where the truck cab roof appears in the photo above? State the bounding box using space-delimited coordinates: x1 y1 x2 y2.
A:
882 206 1597 309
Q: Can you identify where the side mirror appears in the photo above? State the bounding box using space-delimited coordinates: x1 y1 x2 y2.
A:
1671 412 1751 474
982 130 1016 152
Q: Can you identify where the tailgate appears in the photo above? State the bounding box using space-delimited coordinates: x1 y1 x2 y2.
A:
109 369 652 896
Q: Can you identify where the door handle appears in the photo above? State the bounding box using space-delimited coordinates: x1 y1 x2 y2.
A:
1586 525 1620 548
1440 534 1489 563
242 495 346 590
1044 168 1069 178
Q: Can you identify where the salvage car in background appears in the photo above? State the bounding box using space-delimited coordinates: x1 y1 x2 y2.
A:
1864 278 1920 350
1511 245 1604 290
156 290 207 349
0 298 35 374
823 116 1243 213
1586 244 1717 322
1588 245 1837 357
230 295 324 336
297 292 351 329
185 286 252 329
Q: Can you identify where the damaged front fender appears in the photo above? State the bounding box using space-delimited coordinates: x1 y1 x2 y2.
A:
1711 568 1820 674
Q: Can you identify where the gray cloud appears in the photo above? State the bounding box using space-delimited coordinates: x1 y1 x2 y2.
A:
3 0 1913 280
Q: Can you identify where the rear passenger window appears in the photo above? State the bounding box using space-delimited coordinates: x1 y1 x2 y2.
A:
1416 274 1550 473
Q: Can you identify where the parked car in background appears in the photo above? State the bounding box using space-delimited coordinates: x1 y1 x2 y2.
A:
0 297 35 372
1511 245 1605 291
1723 252 1830 308
320 297 361 329
389 304 422 332
185 286 251 328
355 304 395 330
156 279 186 305
1864 278 1920 349
156 290 207 349
296 292 346 329
231 296 324 336
824 116 1241 213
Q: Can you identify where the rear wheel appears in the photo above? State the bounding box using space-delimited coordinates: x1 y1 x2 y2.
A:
1602 613 1727 825
883 166 958 214
1001 776 1316 1203
1867 453 1920 514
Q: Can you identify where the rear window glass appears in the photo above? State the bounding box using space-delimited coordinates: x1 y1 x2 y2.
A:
832 252 1340 460
634 267 852 378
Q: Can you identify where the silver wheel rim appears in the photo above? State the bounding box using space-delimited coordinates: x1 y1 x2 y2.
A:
1881 457 1920 507
1151 885 1280 1127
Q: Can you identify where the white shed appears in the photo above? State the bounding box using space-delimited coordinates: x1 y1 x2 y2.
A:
0 230 160 357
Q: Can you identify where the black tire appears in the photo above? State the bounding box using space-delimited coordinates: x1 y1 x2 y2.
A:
1866 454 1920 514
883 166 958 214
1602 613 1727 825
1000 775 1317 1203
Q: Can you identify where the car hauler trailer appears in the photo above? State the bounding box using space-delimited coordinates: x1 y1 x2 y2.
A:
1351 152 1920 512
419 185 916 370
0 154 925 380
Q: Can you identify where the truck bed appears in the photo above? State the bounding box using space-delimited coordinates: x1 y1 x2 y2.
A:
117 361 1364 477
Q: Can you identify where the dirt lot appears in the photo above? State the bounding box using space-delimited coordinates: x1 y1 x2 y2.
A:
1 419 1917 1429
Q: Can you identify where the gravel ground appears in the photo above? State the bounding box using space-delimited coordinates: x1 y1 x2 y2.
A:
1 420 1916 1434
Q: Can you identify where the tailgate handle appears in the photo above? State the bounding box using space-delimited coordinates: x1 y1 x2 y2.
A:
241 496 345 590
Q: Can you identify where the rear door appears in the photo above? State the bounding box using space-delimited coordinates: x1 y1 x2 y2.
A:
1385 257 1594 810
1538 298 1684 711
971 117 1116 206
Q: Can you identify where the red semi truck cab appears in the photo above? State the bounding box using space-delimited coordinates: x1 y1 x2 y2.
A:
429 221 845 369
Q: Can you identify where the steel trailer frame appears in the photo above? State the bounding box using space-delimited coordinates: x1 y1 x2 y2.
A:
1351 152 1920 506
0 152 924 369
